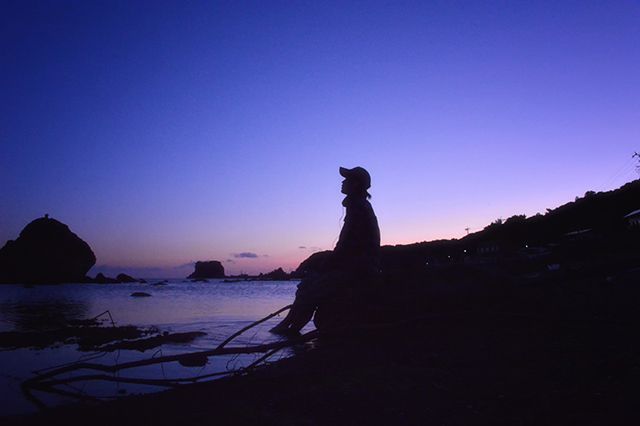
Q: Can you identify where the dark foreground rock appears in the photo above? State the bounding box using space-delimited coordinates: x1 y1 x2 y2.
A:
0 324 146 351
187 260 225 279
0 322 205 353
98 331 207 352
0 216 96 284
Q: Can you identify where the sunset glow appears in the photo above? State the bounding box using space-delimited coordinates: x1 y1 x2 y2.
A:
2 1 639 276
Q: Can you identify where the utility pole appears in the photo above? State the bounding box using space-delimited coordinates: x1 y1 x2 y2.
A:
634 152 640 176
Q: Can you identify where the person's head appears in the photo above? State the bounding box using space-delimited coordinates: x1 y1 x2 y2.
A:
339 166 371 198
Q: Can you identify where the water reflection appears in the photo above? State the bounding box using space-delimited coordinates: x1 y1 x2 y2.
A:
0 281 304 416
0 300 89 331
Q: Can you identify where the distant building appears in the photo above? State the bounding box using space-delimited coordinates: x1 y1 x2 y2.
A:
475 240 523 259
563 228 593 241
477 241 501 255
624 209 640 228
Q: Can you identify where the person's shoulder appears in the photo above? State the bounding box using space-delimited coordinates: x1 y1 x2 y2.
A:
361 198 375 211
355 200 377 220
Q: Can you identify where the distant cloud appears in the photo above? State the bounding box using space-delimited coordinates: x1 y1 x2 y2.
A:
298 246 307 249
232 252 259 259
225 259 235 263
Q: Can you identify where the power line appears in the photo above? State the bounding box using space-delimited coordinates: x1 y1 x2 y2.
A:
601 154 637 190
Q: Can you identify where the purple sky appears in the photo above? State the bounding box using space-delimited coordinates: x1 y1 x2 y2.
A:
1 1 639 277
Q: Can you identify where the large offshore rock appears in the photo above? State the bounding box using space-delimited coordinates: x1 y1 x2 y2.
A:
188 261 225 279
0 216 96 284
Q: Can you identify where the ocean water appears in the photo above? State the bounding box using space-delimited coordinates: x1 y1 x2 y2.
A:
0 280 307 417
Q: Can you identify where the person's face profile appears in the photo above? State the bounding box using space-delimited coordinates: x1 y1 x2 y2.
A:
341 179 348 194
341 179 359 195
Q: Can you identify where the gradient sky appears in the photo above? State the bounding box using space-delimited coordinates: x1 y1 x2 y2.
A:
1 1 639 277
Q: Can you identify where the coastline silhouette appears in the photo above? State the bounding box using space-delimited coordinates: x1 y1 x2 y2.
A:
1 177 640 424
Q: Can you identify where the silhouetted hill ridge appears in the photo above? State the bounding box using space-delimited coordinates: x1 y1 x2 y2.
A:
296 180 640 274
463 179 640 246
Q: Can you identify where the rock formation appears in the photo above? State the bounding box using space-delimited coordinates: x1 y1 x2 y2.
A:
0 216 96 284
187 261 225 279
116 273 139 283
90 272 142 284
93 273 119 284
293 250 332 277
259 267 291 280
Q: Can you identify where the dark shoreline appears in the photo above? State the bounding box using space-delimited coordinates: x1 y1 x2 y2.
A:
6 273 640 426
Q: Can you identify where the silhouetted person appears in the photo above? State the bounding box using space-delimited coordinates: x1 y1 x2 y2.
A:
271 166 381 335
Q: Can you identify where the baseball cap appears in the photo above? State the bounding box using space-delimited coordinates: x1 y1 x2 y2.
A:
339 166 371 189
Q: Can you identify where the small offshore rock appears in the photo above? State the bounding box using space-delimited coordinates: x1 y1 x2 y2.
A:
259 267 291 280
95 273 119 284
116 273 139 283
130 292 151 297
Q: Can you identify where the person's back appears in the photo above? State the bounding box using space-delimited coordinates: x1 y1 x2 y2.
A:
334 194 380 271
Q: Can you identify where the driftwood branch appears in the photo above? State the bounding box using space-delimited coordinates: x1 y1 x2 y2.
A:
243 345 287 372
216 304 292 350
24 331 315 385
22 304 317 409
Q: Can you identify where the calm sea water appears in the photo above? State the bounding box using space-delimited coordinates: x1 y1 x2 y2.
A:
0 280 306 417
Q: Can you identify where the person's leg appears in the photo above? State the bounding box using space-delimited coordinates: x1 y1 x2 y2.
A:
271 270 346 334
287 304 316 333
269 307 296 332
270 277 314 333
284 271 345 332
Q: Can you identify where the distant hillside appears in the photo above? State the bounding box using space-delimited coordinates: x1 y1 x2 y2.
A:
463 179 640 248
296 179 640 275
